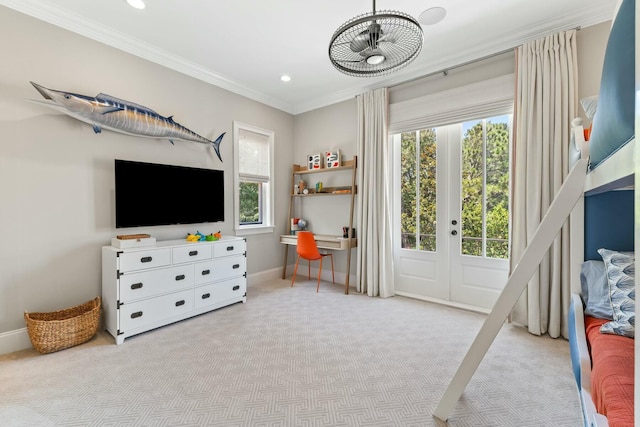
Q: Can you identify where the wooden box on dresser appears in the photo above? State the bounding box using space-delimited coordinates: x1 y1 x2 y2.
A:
102 236 246 344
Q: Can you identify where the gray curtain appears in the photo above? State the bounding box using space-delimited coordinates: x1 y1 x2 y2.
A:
355 87 394 297
511 30 578 338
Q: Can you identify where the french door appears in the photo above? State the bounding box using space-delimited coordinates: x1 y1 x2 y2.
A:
392 116 511 310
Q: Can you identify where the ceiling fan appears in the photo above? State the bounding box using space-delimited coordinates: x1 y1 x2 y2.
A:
328 0 423 77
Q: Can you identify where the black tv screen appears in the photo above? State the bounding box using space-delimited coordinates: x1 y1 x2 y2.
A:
115 159 224 228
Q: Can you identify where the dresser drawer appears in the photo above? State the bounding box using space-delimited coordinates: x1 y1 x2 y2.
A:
119 289 194 332
194 256 246 285
119 264 194 302
213 240 245 258
195 277 246 309
172 244 212 264
118 248 171 272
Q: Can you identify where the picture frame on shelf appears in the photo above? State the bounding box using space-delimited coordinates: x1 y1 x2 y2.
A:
307 153 323 170
326 150 341 168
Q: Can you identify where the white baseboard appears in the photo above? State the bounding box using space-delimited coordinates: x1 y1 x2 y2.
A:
246 267 282 286
0 327 32 355
288 264 356 289
0 267 355 356
250 264 356 289
394 291 491 315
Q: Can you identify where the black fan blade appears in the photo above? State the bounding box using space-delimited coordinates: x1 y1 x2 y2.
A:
334 58 367 64
349 31 371 53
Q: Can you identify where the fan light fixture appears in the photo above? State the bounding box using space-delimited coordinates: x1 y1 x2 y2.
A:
328 0 423 77
126 0 145 10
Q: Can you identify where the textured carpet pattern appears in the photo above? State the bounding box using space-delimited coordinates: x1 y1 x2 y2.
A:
1 278 582 426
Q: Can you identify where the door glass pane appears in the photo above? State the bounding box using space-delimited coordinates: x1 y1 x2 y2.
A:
419 129 437 251
461 120 484 256
460 116 510 259
485 117 510 259
400 129 437 251
400 131 417 249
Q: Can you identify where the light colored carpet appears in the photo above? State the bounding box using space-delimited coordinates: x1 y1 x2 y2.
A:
1 278 582 426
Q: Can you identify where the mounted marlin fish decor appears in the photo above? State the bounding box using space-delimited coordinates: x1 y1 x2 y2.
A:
29 82 225 162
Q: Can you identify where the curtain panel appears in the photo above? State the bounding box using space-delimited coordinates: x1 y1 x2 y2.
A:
511 30 578 338
356 88 395 297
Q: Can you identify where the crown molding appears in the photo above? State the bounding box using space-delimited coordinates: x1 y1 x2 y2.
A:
0 0 296 114
290 1 616 114
1 0 616 116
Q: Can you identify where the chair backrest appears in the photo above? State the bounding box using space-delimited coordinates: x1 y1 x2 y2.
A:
296 231 321 260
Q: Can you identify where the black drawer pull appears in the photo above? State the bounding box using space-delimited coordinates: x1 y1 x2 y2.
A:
189 250 198 256
175 300 185 307
175 274 186 281
201 293 211 299
131 311 143 319
131 282 143 290
140 256 152 263
233 285 240 291
233 264 240 269
201 269 211 276
226 246 234 251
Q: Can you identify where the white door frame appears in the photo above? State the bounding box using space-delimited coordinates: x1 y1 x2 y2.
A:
392 120 509 312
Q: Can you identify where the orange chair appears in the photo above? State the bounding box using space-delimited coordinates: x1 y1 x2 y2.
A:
291 231 335 292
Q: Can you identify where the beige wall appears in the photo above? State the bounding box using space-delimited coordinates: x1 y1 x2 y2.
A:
289 99 358 275
390 51 515 105
0 7 293 338
288 22 611 288
0 2 611 352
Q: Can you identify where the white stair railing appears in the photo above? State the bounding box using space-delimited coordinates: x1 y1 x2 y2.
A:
434 157 589 421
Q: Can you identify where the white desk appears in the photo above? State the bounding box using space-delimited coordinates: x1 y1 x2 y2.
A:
280 234 357 293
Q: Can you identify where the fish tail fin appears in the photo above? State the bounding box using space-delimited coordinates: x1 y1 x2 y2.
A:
211 132 225 162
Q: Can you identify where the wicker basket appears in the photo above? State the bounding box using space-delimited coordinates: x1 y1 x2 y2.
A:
24 297 101 354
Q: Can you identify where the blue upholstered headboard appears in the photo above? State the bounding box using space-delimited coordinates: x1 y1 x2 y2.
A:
584 190 635 260
588 0 635 169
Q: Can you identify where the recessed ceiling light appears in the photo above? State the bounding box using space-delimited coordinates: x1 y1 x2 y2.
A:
419 7 446 25
280 75 291 82
126 0 146 10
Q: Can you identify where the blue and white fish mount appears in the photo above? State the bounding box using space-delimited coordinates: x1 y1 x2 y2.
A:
29 82 225 162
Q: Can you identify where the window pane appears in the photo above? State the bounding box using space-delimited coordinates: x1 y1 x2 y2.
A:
485 117 510 259
400 131 417 250
461 120 484 257
239 181 261 224
419 129 437 252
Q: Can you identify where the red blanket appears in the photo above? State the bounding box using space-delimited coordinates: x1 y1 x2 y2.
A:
585 315 634 427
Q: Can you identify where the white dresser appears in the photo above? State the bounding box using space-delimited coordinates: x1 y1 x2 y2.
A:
102 236 246 344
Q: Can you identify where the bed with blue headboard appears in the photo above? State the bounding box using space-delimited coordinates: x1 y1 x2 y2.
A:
568 0 635 426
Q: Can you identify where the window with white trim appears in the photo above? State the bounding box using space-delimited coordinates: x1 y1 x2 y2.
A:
233 122 275 235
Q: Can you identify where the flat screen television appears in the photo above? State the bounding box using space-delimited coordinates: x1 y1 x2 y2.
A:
115 159 224 228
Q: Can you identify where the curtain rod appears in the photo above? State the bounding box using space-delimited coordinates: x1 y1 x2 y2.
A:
391 26 581 88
